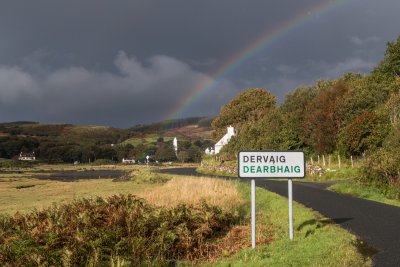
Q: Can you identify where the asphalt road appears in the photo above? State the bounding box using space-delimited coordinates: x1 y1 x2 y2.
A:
158 168 400 267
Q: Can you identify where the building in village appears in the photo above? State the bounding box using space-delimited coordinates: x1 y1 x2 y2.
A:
173 137 178 156
19 152 36 161
205 126 235 154
122 158 136 164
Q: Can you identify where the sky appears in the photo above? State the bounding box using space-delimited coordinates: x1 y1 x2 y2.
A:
0 0 400 127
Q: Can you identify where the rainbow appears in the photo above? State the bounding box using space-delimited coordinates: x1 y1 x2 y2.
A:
166 0 346 120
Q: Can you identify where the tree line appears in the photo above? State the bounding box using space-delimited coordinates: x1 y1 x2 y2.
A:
0 130 212 164
212 36 400 199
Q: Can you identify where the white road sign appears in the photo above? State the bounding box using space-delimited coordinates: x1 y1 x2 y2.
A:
238 151 305 178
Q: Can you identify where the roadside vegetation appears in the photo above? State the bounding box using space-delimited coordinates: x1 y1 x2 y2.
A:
329 183 400 207
211 183 371 266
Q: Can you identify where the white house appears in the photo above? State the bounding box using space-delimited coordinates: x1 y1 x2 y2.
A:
122 158 136 164
205 147 215 155
173 137 178 156
205 126 235 154
19 152 36 161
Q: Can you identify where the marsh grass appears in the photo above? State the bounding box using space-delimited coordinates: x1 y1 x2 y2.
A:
0 166 151 215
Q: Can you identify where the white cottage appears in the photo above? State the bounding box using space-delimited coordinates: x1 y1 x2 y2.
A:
173 137 178 156
122 158 136 164
19 152 36 161
205 126 235 154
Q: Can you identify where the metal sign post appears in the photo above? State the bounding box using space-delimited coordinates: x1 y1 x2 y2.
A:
238 151 305 245
288 178 293 240
251 179 256 248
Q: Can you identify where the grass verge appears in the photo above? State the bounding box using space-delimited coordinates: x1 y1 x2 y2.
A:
302 167 360 182
207 181 371 267
328 182 400 207
196 166 237 177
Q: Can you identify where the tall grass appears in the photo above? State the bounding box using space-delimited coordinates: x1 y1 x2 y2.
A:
137 177 243 211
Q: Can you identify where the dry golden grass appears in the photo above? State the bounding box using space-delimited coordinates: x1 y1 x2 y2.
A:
137 176 244 210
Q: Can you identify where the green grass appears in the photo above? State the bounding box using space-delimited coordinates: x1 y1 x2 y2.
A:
328 183 400 207
207 181 371 267
196 166 237 177
301 167 359 182
0 165 154 215
121 134 174 146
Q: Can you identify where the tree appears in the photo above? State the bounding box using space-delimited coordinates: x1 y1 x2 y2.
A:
224 108 284 152
338 111 390 156
359 125 400 196
385 92 400 125
373 36 400 83
339 76 389 125
279 86 317 150
211 88 276 139
302 81 349 153
155 143 176 162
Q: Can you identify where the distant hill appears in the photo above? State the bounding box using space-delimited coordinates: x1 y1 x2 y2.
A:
0 116 215 142
0 122 128 144
129 116 213 133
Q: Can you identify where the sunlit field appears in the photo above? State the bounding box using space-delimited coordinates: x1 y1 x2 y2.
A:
0 164 147 214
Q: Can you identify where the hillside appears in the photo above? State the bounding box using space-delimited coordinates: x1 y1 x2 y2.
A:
129 116 213 133
0 118 215 164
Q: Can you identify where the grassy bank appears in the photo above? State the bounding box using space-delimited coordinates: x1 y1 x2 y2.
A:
329 182 400 207
208 181 371 266
302 167 359 182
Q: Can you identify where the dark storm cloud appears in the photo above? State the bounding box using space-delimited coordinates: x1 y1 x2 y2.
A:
0 0 317 69
0 52 237 126
1 0 400 126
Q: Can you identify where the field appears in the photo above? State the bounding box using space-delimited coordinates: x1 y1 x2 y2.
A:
121 134 174 146
121 125 213 146
0 164 370 266
0 165 150 214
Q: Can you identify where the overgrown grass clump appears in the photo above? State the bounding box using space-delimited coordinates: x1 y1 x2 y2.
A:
0 194 240 266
